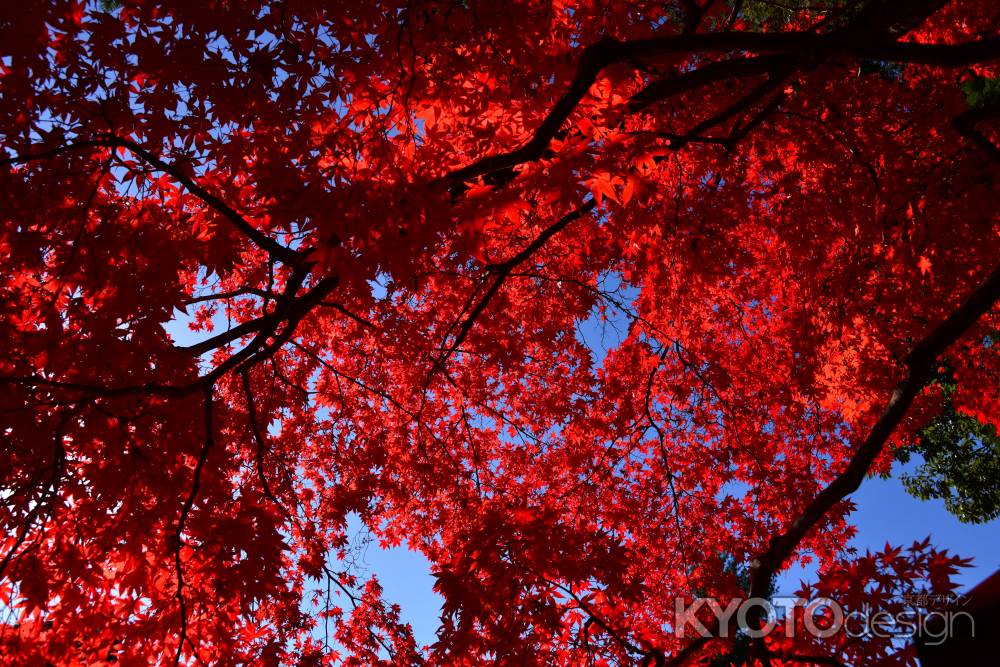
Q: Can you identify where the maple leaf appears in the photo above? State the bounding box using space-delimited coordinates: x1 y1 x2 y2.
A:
584 171 622 205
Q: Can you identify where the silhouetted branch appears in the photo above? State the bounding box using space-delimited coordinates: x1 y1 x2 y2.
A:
1 135 301 264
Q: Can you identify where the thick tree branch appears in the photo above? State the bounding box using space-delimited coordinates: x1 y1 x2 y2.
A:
203 274 340 383
627 55 780 113
445 31 998 186
2 273 339 400
748 261 1000 601
180 313 277 356
183 287 271 305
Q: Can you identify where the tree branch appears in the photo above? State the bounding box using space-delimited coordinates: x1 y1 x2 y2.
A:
748 260 1000 601
444 30 998 186
1 135 301 264
241 370 286 514
436 199 597 366
172 387 215 667
180 313 277 356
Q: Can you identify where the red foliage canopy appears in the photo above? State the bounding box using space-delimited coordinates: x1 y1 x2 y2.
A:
1 1 998 664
